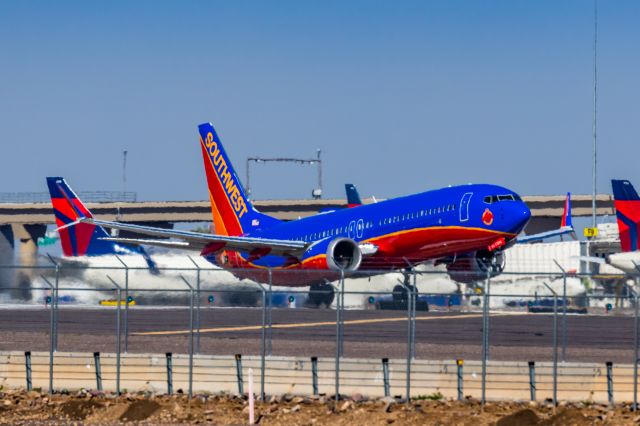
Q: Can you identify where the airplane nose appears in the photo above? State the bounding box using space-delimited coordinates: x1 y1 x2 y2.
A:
520 204 532 227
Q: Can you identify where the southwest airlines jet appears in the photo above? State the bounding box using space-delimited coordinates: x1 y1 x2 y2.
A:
49 122 570 305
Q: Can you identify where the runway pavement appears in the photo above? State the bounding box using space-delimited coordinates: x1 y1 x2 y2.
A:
0 307 636 362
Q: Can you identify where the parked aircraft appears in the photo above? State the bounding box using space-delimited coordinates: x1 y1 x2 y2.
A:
52 122 574 305
47 176 158 271
598 180 640 274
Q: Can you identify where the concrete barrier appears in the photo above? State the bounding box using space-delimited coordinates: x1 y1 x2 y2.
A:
0 351 633 403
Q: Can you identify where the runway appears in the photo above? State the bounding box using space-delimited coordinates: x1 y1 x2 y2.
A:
0 307 636 363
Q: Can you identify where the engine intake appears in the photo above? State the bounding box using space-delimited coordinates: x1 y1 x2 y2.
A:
326 238 362 271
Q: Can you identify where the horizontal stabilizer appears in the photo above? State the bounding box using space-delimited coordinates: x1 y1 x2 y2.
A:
573 255 607 265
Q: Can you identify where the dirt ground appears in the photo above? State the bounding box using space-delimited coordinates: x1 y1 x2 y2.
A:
1 389 640 425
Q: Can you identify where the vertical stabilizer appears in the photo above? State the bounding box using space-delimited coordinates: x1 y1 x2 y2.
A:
198 123 281 236
612 179 640 252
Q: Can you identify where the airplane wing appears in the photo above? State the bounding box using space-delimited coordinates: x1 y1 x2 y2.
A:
516 226 575 244
573 255 606 265
516 192 575 244
64 217 308 257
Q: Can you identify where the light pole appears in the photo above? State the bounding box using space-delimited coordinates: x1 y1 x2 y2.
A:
245 150 323 200
591 0 598 229
122 150 128 195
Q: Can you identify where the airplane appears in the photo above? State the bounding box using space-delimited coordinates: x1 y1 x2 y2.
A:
584 179 640 275
52 121 577 306
47 176 158 272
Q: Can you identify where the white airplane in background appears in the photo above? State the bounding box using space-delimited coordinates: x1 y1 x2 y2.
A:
584 179 640 275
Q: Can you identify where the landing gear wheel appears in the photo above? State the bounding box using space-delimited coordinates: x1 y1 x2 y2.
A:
392 285 408 303
308 283 335 307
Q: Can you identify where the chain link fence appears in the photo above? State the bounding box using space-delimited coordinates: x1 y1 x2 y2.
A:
0 263 639 407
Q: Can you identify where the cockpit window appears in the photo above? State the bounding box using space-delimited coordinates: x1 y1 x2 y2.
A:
484 194 520 204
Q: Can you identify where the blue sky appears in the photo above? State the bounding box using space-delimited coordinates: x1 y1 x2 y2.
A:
1 1 638 201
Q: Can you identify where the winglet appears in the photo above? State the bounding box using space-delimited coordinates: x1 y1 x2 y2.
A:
345 183 362 208
561 192 572 229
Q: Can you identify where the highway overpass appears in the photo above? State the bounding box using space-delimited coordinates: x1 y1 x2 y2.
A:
0 194 616 225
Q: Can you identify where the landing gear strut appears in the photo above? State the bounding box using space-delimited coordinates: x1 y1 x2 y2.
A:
308 282 335 307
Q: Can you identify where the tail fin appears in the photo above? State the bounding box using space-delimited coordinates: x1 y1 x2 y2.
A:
198 122 281 236
612 179 640 252
46 177 118 256
345 183 363 208
561 192 572 228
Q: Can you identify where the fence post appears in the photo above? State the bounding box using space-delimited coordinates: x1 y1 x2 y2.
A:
45 254 59 353
179 275 195 399
166 353 173 394
188 256 202 354
552 292 558 406
93 352 102 391
40 274 55 395
115 255 129 353
528 361 536 401
311 357 319 395
334 271 344 410
25 351 32 391
456 359 463 401
607 361 614 406
412 271 417 359
267 269 273 356
540 281 558 406
54 264 59 352
405 270 414 404
632 262 640 411
255 282 268 400
635 294 639 411
235 354 244 395
106 275 122 395
481 271 490 404
382 358 390 397
553 260 568 362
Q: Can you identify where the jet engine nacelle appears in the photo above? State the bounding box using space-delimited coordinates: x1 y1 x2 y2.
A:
326 238 363 272
445 250 506 284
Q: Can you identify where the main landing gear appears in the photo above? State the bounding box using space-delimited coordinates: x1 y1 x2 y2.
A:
308 282 335 307
384 269 428 311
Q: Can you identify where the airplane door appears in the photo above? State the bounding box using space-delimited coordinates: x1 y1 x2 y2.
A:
459 192 473 222
348 221 356 239
356 219 364 239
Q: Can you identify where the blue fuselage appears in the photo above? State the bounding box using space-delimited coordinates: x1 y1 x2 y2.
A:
217 184 531 272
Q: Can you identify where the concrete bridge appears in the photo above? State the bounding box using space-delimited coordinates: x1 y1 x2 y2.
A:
0 193 616 225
